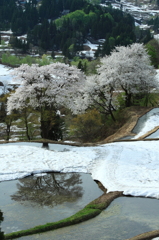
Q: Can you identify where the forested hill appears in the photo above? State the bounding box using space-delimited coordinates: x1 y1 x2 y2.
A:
0 0 151 57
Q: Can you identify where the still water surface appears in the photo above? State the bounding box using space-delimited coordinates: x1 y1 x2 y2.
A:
132 108 159 134
2 142 159 239
19 197 159 240
146 129 159 138
0 173 103 234
120 108 159 140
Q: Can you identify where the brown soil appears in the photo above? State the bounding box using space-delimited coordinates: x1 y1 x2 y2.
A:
126 229 159 240
91 191 123 206
101 106 153 143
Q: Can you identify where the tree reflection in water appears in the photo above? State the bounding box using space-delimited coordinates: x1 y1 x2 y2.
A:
11 173 83 207
0 210 4 239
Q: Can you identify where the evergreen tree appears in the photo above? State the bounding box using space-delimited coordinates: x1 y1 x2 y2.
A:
78 60 83 70
94 45 102 58
51 50 55 59
0 0 138 56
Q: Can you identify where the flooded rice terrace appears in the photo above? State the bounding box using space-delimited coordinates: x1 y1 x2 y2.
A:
121 107 159 140
7 196 159 240
2 108 159 240
133 108 159 132
0 172 103 234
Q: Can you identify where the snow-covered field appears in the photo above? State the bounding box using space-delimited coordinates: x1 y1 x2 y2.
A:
1 140 159 199
0 64 12 76
0 64 14 93
0 64 159 199
0 64 22 94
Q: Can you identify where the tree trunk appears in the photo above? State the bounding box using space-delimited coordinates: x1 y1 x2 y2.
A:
42 142 49 149
6 123 11 141
40 107 63 141
24 114 31 140
109 108 116 122
40 120 50 139
125 93 132 107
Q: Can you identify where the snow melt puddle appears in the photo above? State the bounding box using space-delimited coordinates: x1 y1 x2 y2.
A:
0 172 102 234
17 196 159 240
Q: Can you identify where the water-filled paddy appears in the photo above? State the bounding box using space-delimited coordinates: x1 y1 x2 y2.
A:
132 108 159 135
0 173 103 234
146 129 159 138
2 140 159 239
18 197 159 240
119 108 159 140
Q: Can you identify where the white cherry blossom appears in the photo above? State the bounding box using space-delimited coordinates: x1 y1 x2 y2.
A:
7 63 86 114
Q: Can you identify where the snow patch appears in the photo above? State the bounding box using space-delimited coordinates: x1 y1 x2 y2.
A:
1 141 159 199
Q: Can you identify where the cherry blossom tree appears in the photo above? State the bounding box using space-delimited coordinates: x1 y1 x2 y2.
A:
7 63 85 140
7 44 158 137
98 43 158 107
71 75 119 121
71 43 158 122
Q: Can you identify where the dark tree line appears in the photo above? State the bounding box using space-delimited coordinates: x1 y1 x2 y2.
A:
0 0 151 57
27 4 136 57
0 0 17 30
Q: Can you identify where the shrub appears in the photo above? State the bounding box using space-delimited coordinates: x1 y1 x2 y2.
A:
69 109 103 142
